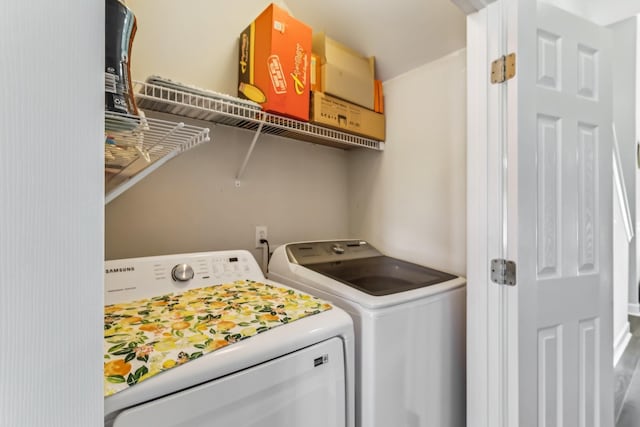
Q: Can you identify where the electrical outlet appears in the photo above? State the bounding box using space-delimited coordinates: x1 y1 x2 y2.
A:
255 226 268 248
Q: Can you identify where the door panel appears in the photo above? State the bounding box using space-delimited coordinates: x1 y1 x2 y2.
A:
578 318 599 427
537 325 563 427
515 2 613 426
536 114 560 278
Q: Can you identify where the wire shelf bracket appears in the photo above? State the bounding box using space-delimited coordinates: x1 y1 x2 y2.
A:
235 118 266 187
104 111 211 204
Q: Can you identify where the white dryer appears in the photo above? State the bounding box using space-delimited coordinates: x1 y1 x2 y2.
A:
104 250 355 427
269 240 466 427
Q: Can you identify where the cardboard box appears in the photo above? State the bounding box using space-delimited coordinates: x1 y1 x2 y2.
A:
310 91 385 140
238 4 312 121
310 53 321 92
374 79 384 114
312 33 375 110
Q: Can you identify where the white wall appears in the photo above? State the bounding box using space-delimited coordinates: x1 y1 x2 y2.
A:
610 17 637 358
106 121 350 261
347 50 467 276
126 0 290 95
613 186 631 363
0 2 103 425
587 0 640 25
636 15 640 315
108 0 350 262
286 0 466 81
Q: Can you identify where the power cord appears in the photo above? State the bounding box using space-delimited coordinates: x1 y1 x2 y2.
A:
259 238 271 267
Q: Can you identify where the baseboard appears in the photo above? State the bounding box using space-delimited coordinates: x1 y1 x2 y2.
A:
629 303 640 317
614 322 632 367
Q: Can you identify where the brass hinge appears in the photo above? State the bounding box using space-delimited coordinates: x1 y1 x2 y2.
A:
491 259 517 286
491 53 516 84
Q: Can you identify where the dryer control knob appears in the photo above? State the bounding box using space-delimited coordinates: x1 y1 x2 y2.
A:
331 244 345 254
171 264 194 282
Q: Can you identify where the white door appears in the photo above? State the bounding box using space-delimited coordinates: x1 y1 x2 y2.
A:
467 1 614 426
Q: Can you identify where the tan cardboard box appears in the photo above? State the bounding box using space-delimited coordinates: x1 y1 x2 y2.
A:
312 33 375 110
310 91 385 141
310 53 321 92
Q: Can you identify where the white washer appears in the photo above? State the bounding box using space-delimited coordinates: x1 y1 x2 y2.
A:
269 240 466 427
104 250 355 427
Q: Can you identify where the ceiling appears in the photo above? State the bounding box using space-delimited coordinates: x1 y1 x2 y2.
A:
285 0 467 81
544 0 640 26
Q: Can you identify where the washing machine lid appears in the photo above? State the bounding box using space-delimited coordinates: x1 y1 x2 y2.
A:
284 241 457 296
304 256 457 296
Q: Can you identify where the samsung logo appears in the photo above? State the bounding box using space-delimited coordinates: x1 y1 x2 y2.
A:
105 267 135 274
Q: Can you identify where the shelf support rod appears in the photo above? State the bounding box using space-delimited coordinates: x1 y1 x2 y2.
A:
105 150 180 204
235 118 265 186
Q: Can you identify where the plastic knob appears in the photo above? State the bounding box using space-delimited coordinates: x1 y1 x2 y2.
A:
332 244 345 254
171 264 194 282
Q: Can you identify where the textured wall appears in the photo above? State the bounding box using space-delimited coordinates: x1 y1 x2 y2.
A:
0 1 104 425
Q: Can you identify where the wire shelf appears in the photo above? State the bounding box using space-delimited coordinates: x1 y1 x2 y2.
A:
133 80 384 151
104 111 210 204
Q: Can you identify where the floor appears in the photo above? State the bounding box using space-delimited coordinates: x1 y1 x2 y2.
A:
616 315 640 426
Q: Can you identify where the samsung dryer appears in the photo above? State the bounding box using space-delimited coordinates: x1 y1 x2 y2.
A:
269 240 466 427
104 250 355 427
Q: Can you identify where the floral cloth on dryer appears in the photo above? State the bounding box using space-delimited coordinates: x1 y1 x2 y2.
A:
104 280 332 396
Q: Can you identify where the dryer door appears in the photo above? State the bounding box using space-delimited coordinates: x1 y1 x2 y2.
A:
111 337 346 427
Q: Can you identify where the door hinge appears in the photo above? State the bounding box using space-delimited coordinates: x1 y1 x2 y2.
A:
491 53 516 84
491 259 516 286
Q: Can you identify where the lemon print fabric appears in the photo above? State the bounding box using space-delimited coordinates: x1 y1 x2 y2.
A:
103 280 332 397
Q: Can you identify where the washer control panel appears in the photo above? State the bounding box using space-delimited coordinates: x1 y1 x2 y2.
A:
286 240 383 265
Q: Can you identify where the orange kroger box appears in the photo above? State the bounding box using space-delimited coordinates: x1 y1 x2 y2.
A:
238 4 312 121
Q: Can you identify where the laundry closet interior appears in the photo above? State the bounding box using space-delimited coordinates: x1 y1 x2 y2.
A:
104 0 467 277
98 0 640 425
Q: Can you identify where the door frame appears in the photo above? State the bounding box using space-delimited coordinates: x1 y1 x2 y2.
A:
467 1 517 425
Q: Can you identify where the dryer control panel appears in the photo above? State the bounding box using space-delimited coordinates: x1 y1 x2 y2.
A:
105 250 264 305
